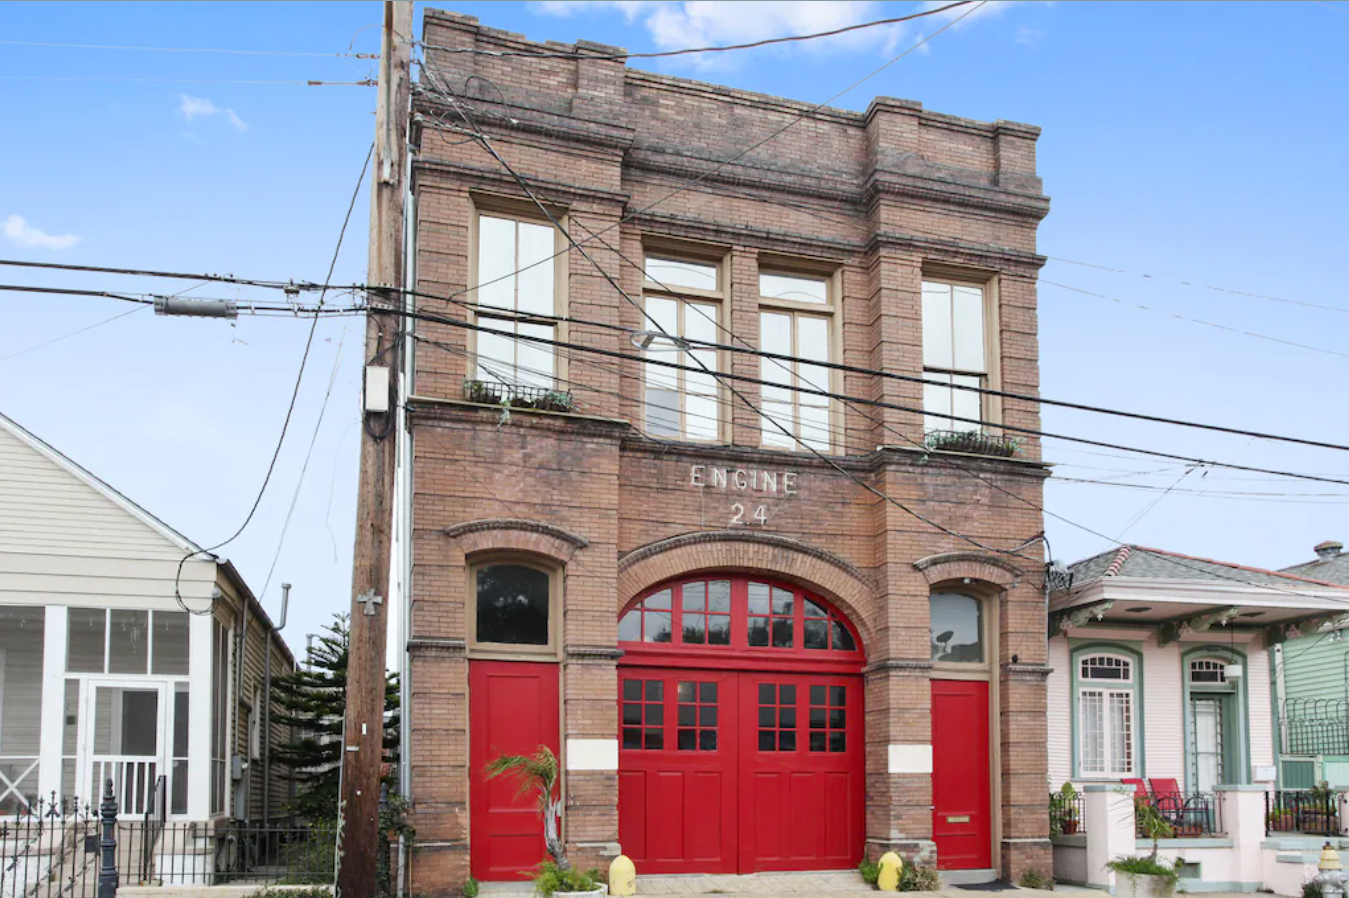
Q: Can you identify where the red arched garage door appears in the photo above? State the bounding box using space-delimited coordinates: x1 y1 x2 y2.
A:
617 575 865 874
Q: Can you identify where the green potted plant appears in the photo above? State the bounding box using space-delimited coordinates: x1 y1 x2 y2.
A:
1266 808 1297 833
483 746 604 896
1303 782 1341 835
1108 800 1177 898
1057 782 1080 835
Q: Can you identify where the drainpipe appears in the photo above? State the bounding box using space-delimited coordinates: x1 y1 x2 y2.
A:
263 584 290 829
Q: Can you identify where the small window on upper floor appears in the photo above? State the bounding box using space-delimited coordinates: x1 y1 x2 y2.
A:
642 254 723 442
759 271 833 453
921 280 988 434
472 561 557 652
474 213 557 390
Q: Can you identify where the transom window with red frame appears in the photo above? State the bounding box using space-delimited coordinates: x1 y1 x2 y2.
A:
619 575 864 662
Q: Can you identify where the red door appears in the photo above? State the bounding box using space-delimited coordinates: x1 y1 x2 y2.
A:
738 673 865 872
618 668 739 873
470 660 560 881
931 679 992 870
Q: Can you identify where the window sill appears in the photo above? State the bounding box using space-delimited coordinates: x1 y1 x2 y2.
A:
408 394 628 425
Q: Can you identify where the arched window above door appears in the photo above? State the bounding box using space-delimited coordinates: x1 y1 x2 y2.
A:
929 592 984 663
618 575 863 661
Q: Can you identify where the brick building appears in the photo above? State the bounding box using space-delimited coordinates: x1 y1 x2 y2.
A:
398 8 1052 890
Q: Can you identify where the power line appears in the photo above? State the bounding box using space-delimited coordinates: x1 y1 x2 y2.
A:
0 39 378 58
171 142 374 615
0 258 359 291
0 75 375 86
0 304 148 363
419 1 973 61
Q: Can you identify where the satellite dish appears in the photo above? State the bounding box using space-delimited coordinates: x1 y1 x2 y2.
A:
937 630 955 644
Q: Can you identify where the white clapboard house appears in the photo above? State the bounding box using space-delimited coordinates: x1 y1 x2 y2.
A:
0 411 294 826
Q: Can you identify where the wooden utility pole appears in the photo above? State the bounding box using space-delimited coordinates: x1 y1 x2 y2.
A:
339 3 411 897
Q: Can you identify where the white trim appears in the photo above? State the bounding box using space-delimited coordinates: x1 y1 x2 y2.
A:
187 612 212 819
0 413 202 556
1055 576 1349 612
888 743 933 774
37 606 67 798
566 738 618 771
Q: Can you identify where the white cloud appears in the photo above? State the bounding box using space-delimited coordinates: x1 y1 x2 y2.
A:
178 94 248 132
2 215 80 251
1015 24 1046 48
535 1 902 70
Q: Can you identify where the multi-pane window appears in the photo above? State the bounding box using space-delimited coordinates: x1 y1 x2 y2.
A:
921 280 988 433
676 681 719 751
680 580 731 645
66 608 190 675
1189 659 1227 684
1078 654 1135 777
617 588 673 644
804 598 856 651
211 619 229 815
747 582 794 648
622 679 665 750
759 271 832 452
757 683 798 752
475 214 556 388
809 684 847 753
642 256 722 441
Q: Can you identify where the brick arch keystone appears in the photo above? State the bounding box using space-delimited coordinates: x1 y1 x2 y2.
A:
617 530 877 654
443 518 589 564
912 551 1025 590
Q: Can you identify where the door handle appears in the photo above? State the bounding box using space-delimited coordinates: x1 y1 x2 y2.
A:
946 815 970 824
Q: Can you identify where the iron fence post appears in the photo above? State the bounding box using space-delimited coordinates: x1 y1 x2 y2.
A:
98 778 119 898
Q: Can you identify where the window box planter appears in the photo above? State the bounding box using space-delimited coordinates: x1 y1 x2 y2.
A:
923 429 1020 458
463 379 575 413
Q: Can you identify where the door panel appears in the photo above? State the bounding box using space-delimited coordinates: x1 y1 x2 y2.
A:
618 668 738 873
469 660 560 881
932 679 992 870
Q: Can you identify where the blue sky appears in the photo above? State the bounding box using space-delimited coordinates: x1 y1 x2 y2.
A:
2 1 1347 650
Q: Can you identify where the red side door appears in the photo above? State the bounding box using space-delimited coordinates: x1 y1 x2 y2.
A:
469 660 560 881
738 673 864 873
617 668 739 874
931 679 992 870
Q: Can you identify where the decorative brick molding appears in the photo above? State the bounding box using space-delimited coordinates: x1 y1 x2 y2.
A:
443 517 589 562
618 530 877 652
407 636 467 657
913 551 1026 589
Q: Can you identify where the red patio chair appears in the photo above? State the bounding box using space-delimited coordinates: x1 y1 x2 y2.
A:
1148 777 1208 834
1122 778 1149 801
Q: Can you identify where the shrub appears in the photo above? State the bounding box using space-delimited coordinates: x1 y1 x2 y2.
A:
1019 869 1053 890
463 876 480 898
1304 880 1324 898
858 859 881 886
899 863 940 892
1107 855 1178 887
246 888 333 898
533 861 602 896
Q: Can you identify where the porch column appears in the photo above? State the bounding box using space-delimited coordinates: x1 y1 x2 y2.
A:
1084 784 1134 890
187 611 213 819
37 605 67 799
1215 784 1266 890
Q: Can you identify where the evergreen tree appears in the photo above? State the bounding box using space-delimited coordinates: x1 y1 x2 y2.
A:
271 613 400 821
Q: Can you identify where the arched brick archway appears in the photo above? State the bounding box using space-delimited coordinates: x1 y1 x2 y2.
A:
618 530 877 655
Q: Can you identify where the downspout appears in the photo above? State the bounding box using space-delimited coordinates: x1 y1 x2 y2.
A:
263 583 290 829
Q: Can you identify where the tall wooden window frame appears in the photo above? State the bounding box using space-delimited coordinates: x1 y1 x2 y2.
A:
468 204 567 391
465 554 563 661
757 267 837 453
1076 652 1137 778
920 276 999 434
641 253 725 442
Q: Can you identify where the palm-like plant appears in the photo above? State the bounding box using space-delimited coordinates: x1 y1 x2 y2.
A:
484 745 569 871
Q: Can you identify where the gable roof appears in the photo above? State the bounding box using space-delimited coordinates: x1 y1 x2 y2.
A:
0 409 204 556
1069 544 1349 591
1282 553 1349 586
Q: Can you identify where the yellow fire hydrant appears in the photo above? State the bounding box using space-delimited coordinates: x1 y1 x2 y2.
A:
609 854 637 896
1316 843 1347 898
877 851 904 892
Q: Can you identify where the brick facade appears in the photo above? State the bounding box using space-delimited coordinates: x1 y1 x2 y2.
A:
403 8 1051 891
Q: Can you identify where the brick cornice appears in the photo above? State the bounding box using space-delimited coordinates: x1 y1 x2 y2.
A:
411 158 630 208
407 637 467 657
1002 662 1053 680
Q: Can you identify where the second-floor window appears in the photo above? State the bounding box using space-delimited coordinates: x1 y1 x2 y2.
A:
643 255 722 441
759 271 832 452
475 213 557 388
921 280 987 433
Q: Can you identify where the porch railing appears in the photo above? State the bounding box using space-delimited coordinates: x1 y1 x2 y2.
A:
0 757 40 816
89 761 157 819
144 819 338 886
1266 789 1342 836
1049 791 1086 836
1144 791 1223 837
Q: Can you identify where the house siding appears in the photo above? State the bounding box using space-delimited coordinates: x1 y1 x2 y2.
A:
1047 636 1072 786
1282 633 1348 706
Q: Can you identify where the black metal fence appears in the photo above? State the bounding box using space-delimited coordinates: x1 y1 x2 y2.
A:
1049 791 1087 836
1281 699 1349 756
463 378 573 412
1145 792 1223 837
1266 789 1342 836
0 784 336 898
